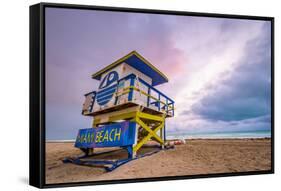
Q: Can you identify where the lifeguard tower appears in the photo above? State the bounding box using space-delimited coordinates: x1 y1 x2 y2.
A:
64 51 175 171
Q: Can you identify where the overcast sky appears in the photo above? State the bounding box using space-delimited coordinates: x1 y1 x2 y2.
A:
45 8 271 140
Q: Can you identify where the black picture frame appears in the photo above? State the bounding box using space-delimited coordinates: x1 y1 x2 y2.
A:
29 2 274 188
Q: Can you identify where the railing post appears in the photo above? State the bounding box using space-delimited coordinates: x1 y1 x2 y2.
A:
128 76 135 101
147 87 150 107
164 121 166 143
158 94 161 111
172 103 174 116
114 81 119 105
166 99 168 114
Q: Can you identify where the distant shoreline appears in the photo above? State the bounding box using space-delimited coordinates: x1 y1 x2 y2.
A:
47 130 271 143
46 137 271 143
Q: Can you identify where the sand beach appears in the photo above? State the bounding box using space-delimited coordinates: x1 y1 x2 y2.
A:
46 138 271 184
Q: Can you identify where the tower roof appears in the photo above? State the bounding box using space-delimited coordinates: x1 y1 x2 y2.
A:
91 51 168 86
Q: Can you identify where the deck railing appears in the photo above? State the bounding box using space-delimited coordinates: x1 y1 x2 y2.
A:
82 74 174 117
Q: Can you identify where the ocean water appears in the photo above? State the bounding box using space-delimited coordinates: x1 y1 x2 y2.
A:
166 130 271 140
46 130 271 142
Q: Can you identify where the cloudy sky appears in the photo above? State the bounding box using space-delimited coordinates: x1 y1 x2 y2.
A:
45 8 271 140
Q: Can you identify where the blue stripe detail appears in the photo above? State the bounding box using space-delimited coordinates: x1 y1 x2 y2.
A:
97 96 113 105
98 99 112 105
97 84 117 95
97 88 116 98
96 84 117 106
97 95 112 103
97 92 115 101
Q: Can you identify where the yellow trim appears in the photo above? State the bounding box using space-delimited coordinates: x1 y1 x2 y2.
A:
115 86 176 111
125 86 164 103
118 86 170 106
133 51 169 82
92 118 100 127
137 111 164 122
91 51 169 82
94 111 138 125
108 111 137 122
92 51 135 79
114 89 130 97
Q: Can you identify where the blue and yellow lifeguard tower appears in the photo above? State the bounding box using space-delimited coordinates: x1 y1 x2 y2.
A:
65 51 174 171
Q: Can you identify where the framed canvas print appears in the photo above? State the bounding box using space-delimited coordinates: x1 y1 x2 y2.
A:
29 2 274 188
